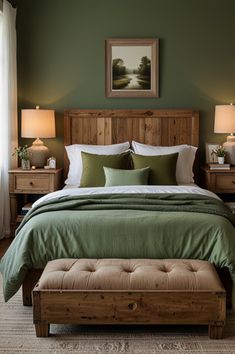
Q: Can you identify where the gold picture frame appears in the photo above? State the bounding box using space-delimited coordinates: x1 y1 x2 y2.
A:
105 38 159 98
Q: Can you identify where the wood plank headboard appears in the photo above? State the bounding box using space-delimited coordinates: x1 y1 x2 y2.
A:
64 109 199 178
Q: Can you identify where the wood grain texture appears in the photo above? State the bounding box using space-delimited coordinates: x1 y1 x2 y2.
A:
201 166 235 193
35 323 49 337
64 109 199 179
33 289 225 338
208 324 224 339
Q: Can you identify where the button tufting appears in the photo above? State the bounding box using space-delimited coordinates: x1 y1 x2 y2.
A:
83 267 96 272
160 268 171 273
124 269 133 273
40 259 224 293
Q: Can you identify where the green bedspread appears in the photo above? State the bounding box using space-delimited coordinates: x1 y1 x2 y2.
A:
1 193 235 303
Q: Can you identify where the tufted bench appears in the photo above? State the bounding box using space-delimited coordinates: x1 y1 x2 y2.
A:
33 259 226 338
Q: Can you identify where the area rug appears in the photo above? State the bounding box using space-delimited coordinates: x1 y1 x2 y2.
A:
0 278 235 354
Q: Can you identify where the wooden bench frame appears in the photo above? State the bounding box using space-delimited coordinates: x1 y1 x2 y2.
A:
33 288 226 339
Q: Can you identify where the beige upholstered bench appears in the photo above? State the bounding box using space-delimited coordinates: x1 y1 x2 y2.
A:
33 259 226 338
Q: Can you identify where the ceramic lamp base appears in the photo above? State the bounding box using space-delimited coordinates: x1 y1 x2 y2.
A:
223 135 235 165
28 138 49 168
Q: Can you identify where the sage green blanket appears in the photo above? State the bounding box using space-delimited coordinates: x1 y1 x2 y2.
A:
1 193 235 303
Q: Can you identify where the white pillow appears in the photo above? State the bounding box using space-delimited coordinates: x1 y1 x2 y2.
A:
65 142 130 186
132 141 197 184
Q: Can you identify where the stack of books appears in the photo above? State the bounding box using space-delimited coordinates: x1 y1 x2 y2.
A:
16 203 33 224
208 163 230 170
21 202 32 216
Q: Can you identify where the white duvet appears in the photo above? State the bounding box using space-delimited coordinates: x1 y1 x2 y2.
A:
33 184 219 208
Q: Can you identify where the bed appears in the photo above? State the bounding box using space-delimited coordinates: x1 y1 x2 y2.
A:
1 109 235 307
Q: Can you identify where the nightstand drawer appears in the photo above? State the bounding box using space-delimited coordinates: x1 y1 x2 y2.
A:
215 175 235 191
201 165 235 194
14 174 50 193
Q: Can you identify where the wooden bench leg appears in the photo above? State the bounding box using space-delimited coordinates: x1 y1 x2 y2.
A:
208 324 224 339
35 322 49 337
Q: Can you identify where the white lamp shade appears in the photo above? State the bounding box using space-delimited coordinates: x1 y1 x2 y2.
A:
214 105 235 133
21 108 56 138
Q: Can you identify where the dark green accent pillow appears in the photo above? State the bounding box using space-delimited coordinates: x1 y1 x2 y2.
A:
80 151 130 187
131 153 178 185
104 166 150 186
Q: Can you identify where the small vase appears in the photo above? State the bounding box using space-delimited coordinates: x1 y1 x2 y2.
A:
217 156 225 164
21 159 30 169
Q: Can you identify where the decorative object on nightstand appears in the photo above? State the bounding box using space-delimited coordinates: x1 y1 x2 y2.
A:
205 143 219 164
214 104 235 164
211 145 226 164
47 156 56 169
21 106 56 168
8 168 63 235
12 145 30 169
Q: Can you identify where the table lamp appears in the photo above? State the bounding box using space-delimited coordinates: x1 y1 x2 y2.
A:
21 106 56 168
214 104 235 164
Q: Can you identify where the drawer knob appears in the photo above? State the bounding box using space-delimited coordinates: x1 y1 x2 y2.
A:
128 302 137 311
30 181 34 186
232 181 235 185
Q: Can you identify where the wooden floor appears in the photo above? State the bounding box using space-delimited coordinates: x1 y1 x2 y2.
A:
0 238 12 259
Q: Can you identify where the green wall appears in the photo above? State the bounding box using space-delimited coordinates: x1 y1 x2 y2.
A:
16 0 235 168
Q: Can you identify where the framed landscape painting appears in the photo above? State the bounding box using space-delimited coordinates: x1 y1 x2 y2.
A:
105 38 159 98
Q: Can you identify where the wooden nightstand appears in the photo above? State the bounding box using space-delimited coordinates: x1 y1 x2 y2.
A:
9 168 63 235
201 165 235 195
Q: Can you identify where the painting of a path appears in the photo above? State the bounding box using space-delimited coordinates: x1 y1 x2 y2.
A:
112 46 151 91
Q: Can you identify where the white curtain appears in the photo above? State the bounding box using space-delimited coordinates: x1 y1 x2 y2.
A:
0 0 18 239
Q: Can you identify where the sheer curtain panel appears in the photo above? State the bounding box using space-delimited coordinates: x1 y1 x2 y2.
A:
0 0 18 239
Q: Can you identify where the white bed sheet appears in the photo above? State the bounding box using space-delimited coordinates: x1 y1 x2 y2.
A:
33 184 220 208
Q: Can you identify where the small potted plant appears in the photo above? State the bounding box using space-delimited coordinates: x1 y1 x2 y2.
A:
13 145 30 169
211 145 226 164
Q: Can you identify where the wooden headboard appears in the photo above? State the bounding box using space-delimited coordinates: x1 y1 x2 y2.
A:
64 109 199 178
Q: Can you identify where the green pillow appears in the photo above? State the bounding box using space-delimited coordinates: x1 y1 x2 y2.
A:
104 166 150 187
80 151 130 187
131 152 178 185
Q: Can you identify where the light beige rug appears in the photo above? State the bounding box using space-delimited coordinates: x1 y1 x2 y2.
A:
0 278 235 354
